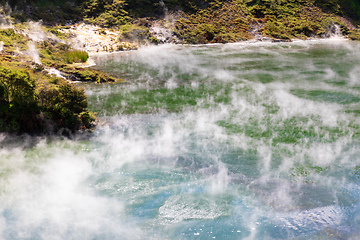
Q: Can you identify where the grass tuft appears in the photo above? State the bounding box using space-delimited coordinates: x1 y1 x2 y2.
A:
65 50 89 64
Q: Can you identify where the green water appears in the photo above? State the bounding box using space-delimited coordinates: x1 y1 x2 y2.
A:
1 39 360 239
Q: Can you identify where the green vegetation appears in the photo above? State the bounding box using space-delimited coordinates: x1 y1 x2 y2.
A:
36 38 118 82
38 40 79 66
82 0 131 27
0 66 38 132
173 0 355 42
58 66 120 83
119 24 158 44
255 1 332 39
349 29 360 40
0 27 106 134
65 50 89 64
2 0 359 42
0 28 28 53
2 0 83 25
174 2 252 43
0 63 95 133
314 0 360 22
37 76 95 131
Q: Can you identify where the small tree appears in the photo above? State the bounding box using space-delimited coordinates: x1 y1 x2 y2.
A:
0 66 39 132
0 66 36 104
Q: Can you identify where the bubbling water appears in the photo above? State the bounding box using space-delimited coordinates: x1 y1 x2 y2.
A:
87 40 360 238
2 40 360 239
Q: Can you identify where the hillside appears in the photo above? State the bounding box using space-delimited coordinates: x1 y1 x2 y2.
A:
1 0 360 42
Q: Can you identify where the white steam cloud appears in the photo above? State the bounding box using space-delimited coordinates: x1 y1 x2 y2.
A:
0 140 143 239
2 39 360 239
27 42 41 64
25 21 54 42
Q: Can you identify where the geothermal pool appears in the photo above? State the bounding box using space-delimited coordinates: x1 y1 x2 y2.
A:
1 39 360 239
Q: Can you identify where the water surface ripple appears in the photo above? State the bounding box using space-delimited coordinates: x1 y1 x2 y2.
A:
1 39 360 239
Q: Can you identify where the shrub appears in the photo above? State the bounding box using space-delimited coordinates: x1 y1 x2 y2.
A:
349 29 360 40
119 24 153 43
0 64 96 133
174 1 252 44
0 66 39 132
82 0 131 27
38 78 94 131
79 111 96 128
0 66 36 104
0 28 28 52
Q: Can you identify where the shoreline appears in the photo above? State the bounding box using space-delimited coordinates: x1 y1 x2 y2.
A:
57 22 353 57
85 35 350 54
83 36 350 69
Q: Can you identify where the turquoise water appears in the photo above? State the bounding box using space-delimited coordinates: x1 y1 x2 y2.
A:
1 39 360 239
